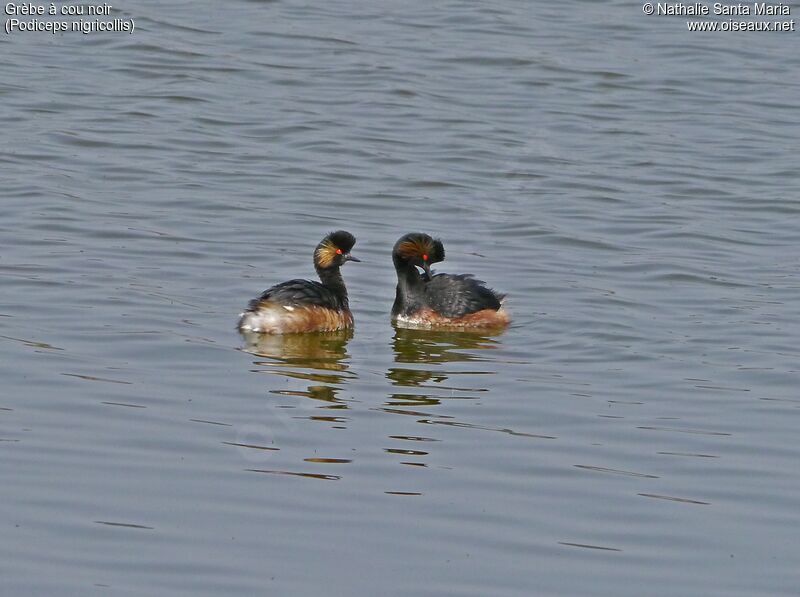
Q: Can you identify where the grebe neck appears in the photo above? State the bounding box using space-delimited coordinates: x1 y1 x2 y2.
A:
392 257 425 316
316 264 349 307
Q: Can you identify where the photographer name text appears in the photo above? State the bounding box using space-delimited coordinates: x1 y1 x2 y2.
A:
654 2 789 16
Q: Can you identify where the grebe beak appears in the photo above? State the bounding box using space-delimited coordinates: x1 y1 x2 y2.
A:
422 261 432 278
344 253 361 263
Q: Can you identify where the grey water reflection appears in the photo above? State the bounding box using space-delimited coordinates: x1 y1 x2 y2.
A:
242 329 353 375
234 330 356 480
388 326 501 394
380 327 508 475
391 327 502 366
381 327 553 481
384 326 503 418
241 328 355 418
385 327 554 449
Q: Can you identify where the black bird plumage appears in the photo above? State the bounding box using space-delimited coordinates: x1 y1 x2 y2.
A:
423 273 504 318
391 232 507 324
245 278 347 312
238 230 358 333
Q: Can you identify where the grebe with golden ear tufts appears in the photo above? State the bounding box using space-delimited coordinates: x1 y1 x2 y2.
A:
238 231 360 334
391 232 510 330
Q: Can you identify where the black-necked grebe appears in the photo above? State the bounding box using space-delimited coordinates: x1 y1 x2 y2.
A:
391 232 510 329
238 231 360 334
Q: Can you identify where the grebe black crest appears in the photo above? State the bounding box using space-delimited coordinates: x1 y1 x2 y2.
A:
391 232 510 330
238 231 360 334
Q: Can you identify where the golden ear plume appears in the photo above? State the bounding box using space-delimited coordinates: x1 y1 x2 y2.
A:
314 240 339 268
396 237 434 261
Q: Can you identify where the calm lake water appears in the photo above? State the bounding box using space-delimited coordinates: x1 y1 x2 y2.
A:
2 1 799 595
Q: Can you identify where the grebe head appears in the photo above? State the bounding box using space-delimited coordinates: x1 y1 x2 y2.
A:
314 230 360 270
392 232 444 278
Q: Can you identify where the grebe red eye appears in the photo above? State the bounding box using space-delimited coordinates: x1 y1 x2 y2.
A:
336 248 343 255
423 254 428 261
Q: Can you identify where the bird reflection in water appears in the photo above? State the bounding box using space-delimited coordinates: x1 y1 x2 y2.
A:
386 327 503 410
237 330 355 480
240 329 354 415
380 327 508 480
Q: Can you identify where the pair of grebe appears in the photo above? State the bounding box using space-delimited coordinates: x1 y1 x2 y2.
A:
237 231 510 334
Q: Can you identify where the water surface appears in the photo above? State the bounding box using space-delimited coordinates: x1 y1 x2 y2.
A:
2 1 799 595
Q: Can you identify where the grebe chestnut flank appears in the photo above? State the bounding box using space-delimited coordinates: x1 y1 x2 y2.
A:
238 231 360 334
391 232 510 329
